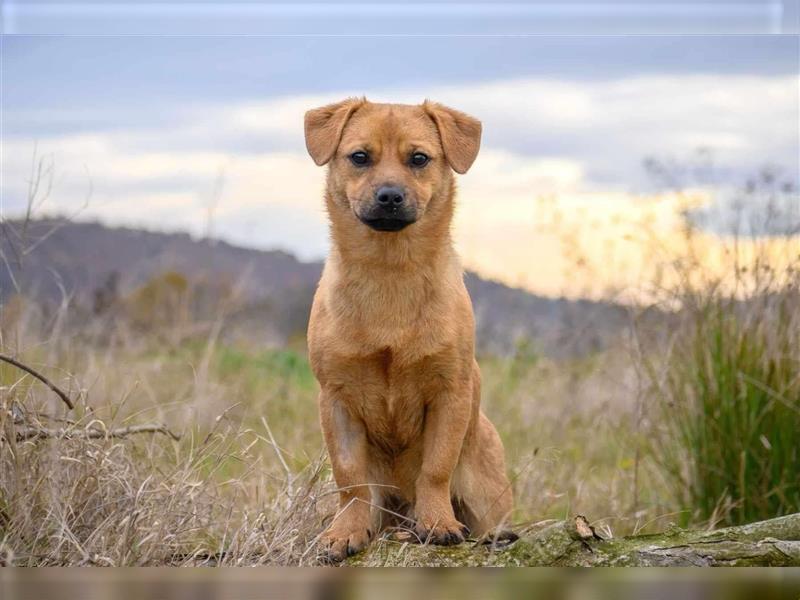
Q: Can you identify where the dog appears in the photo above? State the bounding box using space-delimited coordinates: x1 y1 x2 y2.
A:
304 98 513 562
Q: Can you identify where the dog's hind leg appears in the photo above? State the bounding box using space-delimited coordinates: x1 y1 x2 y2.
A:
452 365 514 538
453 410 515 538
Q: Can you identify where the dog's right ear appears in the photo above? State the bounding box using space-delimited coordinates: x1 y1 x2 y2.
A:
304 98 364 166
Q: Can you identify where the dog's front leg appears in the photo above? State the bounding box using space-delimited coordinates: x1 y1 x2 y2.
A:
318 391 373 562
414 385 471 545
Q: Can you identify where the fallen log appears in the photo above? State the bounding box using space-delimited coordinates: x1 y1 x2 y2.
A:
347 513 800 566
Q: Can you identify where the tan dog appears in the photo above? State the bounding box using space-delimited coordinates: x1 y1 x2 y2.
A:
304 98 513 562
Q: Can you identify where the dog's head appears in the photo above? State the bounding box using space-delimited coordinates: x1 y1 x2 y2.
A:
304 98 481 233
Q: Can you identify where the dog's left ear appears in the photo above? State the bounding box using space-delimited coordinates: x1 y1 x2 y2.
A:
304 98 365 166
423 101 482 174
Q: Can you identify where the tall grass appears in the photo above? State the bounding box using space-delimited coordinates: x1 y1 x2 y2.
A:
641 237 800 527
0 291 664 565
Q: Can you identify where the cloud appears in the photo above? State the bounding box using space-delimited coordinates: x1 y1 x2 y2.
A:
9 72 796 184
3 72 797 295
422 74 798 187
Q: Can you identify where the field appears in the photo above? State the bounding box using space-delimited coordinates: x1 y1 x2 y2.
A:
1 183 798 565
0 300 683 566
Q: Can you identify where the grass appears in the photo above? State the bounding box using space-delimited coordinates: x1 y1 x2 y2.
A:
642 272 800 527
1 218 796 564
0 301 672 565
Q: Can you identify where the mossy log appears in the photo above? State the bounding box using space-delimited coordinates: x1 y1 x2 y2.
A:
348 513 800 566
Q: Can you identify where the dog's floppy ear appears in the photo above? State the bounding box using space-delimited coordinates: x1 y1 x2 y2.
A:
423 101 482 174
304 98 365 166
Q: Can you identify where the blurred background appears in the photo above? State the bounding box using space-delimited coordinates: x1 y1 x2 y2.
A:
0 1 798 567
3 33 798 296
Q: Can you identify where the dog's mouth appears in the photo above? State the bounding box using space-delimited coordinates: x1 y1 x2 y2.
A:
358 216 415 232
355 203 418 232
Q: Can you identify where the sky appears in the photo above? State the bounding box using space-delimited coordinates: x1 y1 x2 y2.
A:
2 31 799 298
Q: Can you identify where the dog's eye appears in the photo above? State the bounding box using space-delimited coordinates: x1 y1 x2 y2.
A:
410 152 429 168
349 151 370 166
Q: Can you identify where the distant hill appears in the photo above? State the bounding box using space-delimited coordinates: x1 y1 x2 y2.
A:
0 218 629 357
1 218 321 302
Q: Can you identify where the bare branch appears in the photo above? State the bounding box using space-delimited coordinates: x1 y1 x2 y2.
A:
13 424 181 442
0 352 75 410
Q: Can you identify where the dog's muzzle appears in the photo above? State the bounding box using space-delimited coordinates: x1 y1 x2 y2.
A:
358 209 417 232
357 186 417 232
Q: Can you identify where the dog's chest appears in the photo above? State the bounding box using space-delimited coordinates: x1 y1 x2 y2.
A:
342 348 442 454
351 348 426 453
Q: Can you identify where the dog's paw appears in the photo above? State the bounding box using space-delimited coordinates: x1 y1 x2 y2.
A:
318 525 373 564
414 517 469 546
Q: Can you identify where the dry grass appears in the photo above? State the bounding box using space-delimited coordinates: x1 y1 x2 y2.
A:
0 296 671 566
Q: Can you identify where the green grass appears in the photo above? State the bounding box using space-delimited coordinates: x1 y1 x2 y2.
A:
646 285 800 527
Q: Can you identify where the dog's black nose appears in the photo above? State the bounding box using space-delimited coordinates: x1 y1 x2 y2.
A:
375 186 405 206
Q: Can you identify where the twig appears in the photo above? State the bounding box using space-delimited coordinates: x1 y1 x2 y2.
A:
13 424 180 442
0 353 75 410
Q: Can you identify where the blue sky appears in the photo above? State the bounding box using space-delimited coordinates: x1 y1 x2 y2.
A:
2 33 798 296
4 35 797 122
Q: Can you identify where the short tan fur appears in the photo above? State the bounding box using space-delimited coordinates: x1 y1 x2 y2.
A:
304 98 513 562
